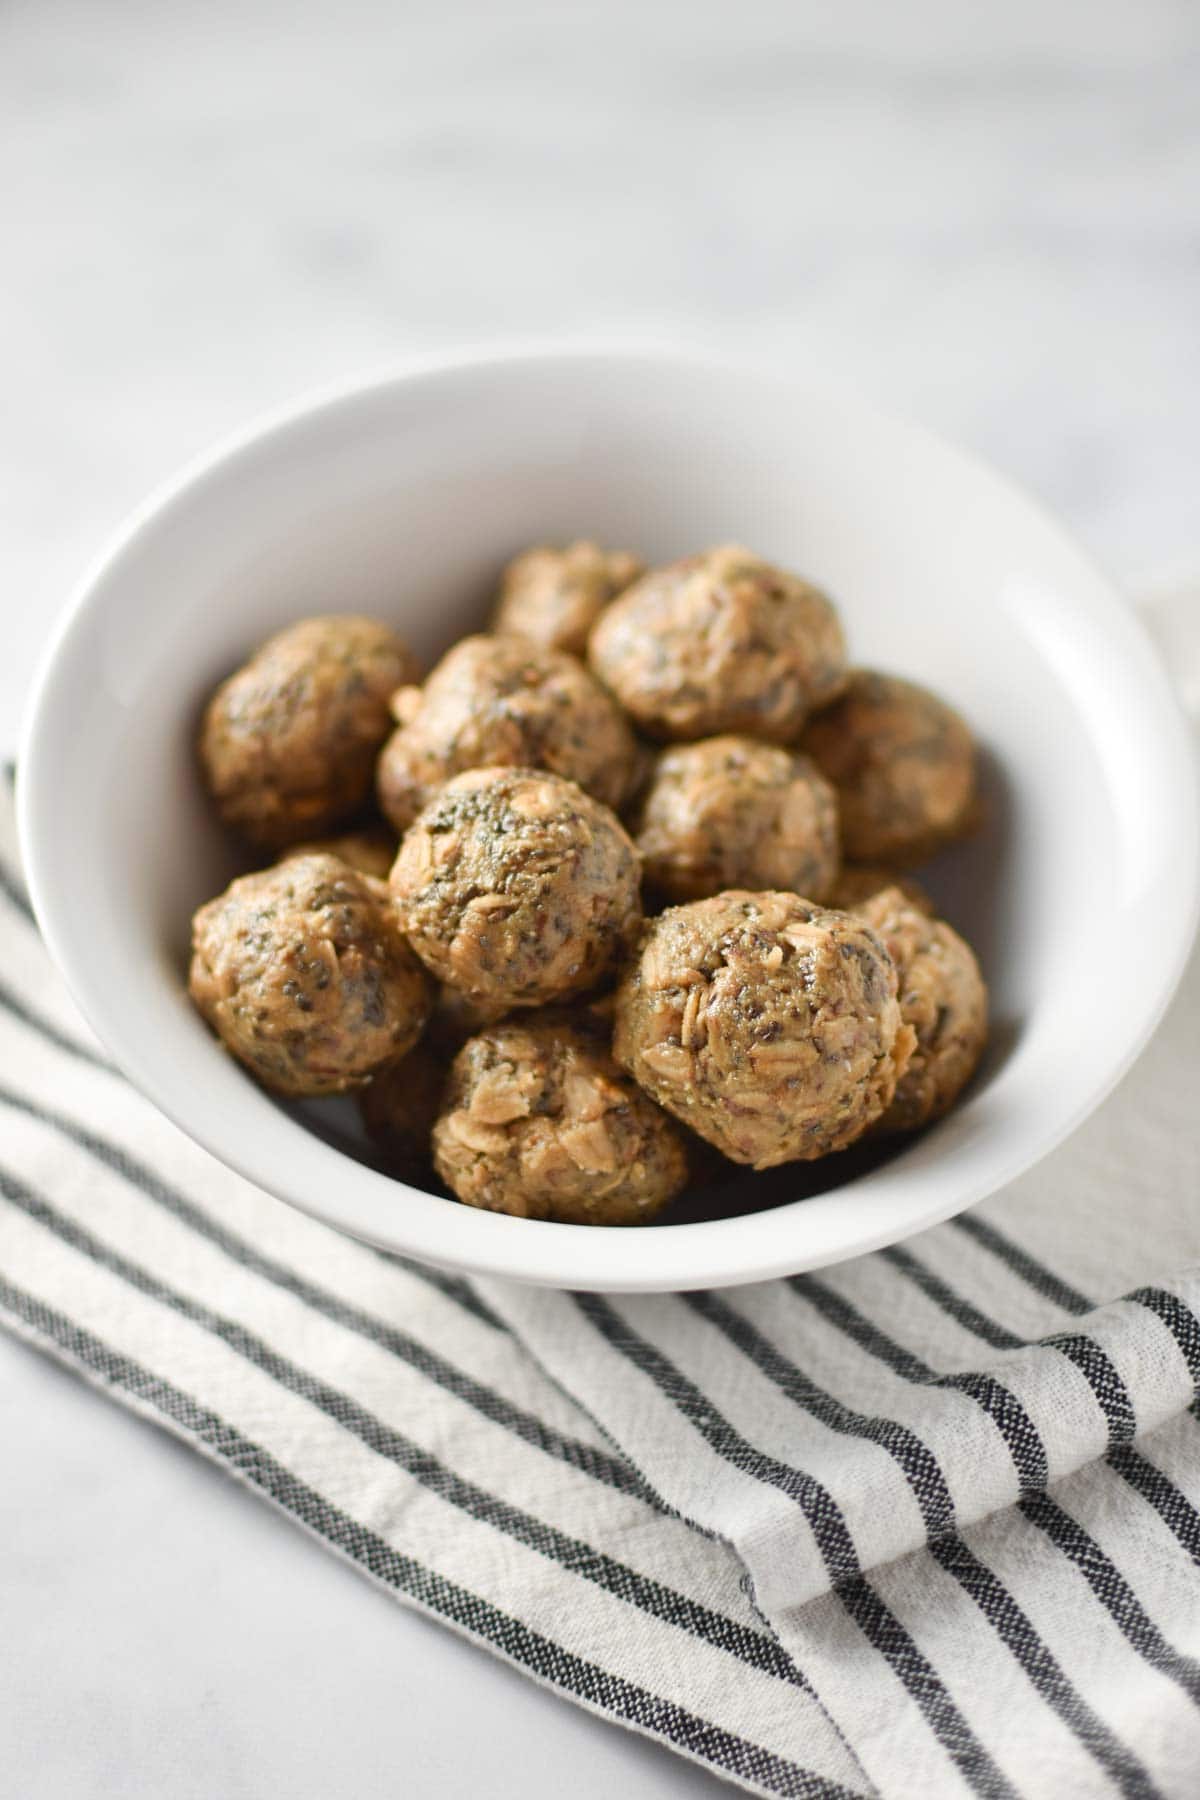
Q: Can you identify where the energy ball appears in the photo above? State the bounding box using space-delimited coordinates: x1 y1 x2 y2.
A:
376 634 638 832
635 736 840 905
391 767 642 1012
200 615 419 850
358 1043 447 1172
828 863 935 917
614 890 914 1169
800 670 977 867
189 854 432 1097
491 540 643 658
858 888 987 1133
589 545 847 742
433 1014 688 1224
280 828 398 881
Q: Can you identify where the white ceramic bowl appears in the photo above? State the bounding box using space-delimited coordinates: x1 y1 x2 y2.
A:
19 345 1199 1292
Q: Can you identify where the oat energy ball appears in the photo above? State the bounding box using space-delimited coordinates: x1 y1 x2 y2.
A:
358 1043 447 1171
858 888 987 1133
828 863 935 917
433 1015 688 1224
491 540 643 658
391 767 642 1012
189 854 432 1097
377 634 638 832
281 828 398 881
800 670 977 867
589 545 847 742
614 891 913 1168
635 736 840 905
200 616 419 850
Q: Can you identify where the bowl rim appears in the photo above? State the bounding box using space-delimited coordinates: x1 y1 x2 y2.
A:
17 338 1200 1291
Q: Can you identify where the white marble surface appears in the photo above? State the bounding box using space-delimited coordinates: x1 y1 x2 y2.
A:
2 0 1197 1794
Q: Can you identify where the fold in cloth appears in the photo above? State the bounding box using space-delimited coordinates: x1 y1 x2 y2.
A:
2 763 1199 1800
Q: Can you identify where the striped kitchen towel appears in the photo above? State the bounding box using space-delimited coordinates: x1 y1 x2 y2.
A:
2 759 1200 1800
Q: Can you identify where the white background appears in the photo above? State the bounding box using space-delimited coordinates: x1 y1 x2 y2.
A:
2 1 1197 1793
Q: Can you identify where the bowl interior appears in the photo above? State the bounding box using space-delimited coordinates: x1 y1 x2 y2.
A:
20 350 1198 1290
